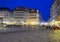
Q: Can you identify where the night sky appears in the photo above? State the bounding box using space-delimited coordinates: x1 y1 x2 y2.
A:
0 0 54 21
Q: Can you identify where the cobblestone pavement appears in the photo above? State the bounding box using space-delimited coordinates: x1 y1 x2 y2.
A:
0 27 60 42
48 30 60 42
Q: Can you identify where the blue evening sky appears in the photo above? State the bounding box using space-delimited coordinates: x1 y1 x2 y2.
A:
0 0 54 21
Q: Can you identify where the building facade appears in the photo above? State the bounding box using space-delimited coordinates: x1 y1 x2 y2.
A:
0 8 12 23
0 7 41 25
0 8 10 18
50 0 60 21
26 8 40 25
13 7 40 25
13 7 26 25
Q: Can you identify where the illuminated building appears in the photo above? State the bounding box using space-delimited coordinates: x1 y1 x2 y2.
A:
50 0 60 21
49 0 60 27
0 8 11 23
13 7 26 25
26 8 40 25
13 7 40 25
0 7 41 26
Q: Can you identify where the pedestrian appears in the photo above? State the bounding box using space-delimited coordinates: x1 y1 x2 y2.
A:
53 25 57 30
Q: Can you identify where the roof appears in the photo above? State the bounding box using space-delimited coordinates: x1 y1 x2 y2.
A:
29 8 38 13
0 8 10 11
14 6 25 11
14 6 38 13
